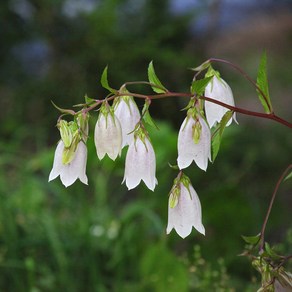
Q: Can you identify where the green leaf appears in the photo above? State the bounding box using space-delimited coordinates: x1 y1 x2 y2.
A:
211 127 221 162
190 60 211 72
284 170 292 181
241 234 261 245
147 61 167 94
51 101 75 115
211 110 233 161
85 94 95 105
142 100 159 129
264 242 281 260
191 76 212 95
100 66 116 94
256 52 273 113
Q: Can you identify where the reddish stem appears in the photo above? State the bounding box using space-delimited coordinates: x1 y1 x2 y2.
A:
259 164 292 251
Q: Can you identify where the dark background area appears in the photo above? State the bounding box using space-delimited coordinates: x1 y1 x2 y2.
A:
0 0 291 291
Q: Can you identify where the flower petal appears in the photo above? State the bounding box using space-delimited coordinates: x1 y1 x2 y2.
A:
114 98 140 147
48 141 64 181
177 117 195 169
205 76 236 128
123 137 157 191
94 113 122 160
167 182 205 238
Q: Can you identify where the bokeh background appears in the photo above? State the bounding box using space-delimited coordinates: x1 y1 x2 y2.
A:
0 0 291 291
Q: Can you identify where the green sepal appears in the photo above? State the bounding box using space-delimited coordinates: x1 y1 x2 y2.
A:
191 76 212 95
263 242 281 260
62 134 79 165
147 61 167 94
168 163 179 170
241 234 261 245
51 101 75 115
211 110 233 161
85 94 96 105
101 66 117 94
192 119 202 144
59 120 78 148
190 60 211 72
142 100 159 129
169 186 180 208
256 51 273 113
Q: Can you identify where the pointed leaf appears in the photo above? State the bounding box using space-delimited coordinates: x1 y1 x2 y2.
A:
211 110 233 161
256 52 273 113
51 101 75 115
191 60 211 72
284 170 292 181
100 66 116 94
264 242 281 260
142 100 159 129
191 76 212 95
148 61 167 94
85 94 95 105
241 234 261 245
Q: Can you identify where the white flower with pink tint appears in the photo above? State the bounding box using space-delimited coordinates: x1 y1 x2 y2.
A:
94 103 122 161
123 128 157 191
166 173 205 238
205 75 237 128
177 111 211 171
114 96 140 148
49 141 88 187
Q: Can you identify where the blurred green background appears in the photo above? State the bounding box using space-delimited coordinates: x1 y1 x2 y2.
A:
0 0 291 291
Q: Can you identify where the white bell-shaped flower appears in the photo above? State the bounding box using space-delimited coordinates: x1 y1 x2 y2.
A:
123 129 157 191
204 75 237 128
177 112 211 171
94 105 122 161
114 96 140 148
49 141 88 187
166 174 205 238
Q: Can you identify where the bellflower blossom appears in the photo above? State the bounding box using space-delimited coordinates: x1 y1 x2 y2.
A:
166 173 205 238
49 114 89 187
49 141 88 187
94 103 122 160
114 96 141 148
204 75 237 128
123 128 157 191
177 111 211 171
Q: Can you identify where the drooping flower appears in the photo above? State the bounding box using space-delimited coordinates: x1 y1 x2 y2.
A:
114 95 140 148
166 173 205 238
49 141 88 187
177 111 211 171
49 113 89 187
204 75 237 128
123 127 157 191
94 103 122 160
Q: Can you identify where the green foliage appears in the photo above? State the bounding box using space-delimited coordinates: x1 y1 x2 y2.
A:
211 111 233 161
256 52 273 113
148 61 168 93
100 66 116 94
191 76 212 95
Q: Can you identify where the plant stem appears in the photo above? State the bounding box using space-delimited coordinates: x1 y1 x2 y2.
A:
209 58 273 113
259 164 292 251
116 91 292 128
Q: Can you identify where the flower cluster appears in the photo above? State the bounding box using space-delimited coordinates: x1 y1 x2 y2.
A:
49 66 237 238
